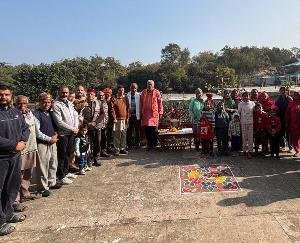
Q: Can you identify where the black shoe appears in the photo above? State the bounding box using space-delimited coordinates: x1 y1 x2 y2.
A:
120 150 128 155
42 190 51 197
49 183 62 190
93 161 101 166
100 152 111 158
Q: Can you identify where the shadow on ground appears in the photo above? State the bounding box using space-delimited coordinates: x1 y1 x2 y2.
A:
115 149 300 207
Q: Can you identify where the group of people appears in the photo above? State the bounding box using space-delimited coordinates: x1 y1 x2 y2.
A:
190 87 300 159
0 80 163 236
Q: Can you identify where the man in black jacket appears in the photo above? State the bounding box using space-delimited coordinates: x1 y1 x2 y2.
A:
0 84 29 236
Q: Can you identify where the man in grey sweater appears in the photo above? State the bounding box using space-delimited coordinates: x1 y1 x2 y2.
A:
52 85 79 185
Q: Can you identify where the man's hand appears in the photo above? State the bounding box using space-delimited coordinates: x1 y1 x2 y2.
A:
73 128 79 134
50 134 59 144
89 122 96 128
15 141 26 152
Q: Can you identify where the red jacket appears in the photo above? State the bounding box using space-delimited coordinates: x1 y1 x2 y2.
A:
197 115 214 140
253 111 267 132
266 115 281 134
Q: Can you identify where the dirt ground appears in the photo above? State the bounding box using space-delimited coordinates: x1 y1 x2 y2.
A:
2 148 300 243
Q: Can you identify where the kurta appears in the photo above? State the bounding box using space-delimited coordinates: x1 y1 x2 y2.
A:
140 89 163 126
285 101 300 153
21 110 38 170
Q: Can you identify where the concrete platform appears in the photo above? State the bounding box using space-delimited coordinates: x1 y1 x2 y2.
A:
3 149 300 242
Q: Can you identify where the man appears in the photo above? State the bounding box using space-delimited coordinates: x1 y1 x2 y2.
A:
14 96 38 211
52 86 79 185
103 88 115 154
275 86 293 151
0 84 29 236
73 85 86 113
126 83 141 149
34 93 61 197
111 85 129 155
188 88 204 151
140 80 163 150
68 90 76 103
80 88 102 166
97 91 110 157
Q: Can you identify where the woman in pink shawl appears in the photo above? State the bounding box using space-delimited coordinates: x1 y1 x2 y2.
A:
285 91 300 157
258 91 275 112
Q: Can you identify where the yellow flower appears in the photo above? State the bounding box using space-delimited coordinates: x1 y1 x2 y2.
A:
215 176 226 184
188 170 200 180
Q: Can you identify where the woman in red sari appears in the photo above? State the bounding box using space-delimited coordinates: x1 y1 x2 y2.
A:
285 91 300 157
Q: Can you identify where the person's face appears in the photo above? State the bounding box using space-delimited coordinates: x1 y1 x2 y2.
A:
255 106 262 113
81 128 88 135
218 103 224 110
0 89 12 106
242 94 249 102
261 93 267 101
76 86 85 98
251 90 258 99
98 92 105 101
233 116 240 122
68 93 76 102
87 92 96 101
200 120 205 125
104 93 111 101
17 97 28 113
130 85 137 93
224 92 230 99
59 88 69 99
117 88 124 96
196 91 203 100
147 82 154 90
204 102 211 110
232 90 238 97
40 98 52 111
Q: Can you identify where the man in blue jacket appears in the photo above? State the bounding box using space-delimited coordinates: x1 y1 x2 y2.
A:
0 84 29 236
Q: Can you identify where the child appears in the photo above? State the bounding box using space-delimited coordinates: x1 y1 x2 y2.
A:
75 124 91 175
215 101 230 156
266 106 281 159
253 103 268 156
228 113 242 156
238 91 255 159
197 114 214 155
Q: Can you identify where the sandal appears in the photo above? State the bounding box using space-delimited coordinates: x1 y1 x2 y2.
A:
0 223 15 236
13 203 28 212
8 213 26 223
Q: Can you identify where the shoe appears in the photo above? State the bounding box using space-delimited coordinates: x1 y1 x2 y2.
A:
66 173 78 179
20 194 37 202
61 177 73 185
49 183 63 190
13 203 28 212
114 151 120 156
120 150 128 155
41 190 51 197
93 161 101 166
78 169 86 175
85 166 92 171
69 165 80 173
247 152 252 159
100 152 111 157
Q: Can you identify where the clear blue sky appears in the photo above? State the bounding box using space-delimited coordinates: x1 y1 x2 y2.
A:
1 0 300 65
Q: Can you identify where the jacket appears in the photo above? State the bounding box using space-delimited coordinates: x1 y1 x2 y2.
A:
127 91 141 120
0 105 29 157
52 98 79 135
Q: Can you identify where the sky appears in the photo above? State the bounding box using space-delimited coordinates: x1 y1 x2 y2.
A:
1 0 300 66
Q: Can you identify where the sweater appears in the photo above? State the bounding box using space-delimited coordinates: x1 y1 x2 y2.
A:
0 105 29 157
111 96 129 120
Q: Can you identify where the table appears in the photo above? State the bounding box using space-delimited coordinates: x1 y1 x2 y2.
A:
158 128 193 150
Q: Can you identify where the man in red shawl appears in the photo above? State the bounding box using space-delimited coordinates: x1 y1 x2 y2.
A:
140 80 163 150
285 91 300 157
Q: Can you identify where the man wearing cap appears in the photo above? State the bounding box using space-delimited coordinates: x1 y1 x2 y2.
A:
140 80 163 150
103 88 115 154
52 85 79 185
80 88 102 165
0 83 29 235
189 88 204 151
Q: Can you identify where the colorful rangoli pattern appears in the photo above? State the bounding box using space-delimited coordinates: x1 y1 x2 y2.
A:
180 164 240 194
